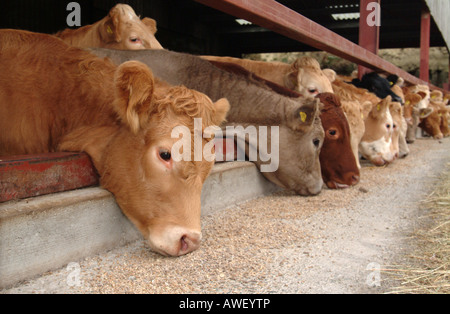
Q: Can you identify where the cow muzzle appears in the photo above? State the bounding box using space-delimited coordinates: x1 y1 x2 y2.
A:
148 226 202 257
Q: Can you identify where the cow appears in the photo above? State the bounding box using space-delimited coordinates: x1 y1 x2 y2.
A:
351 72 403 103
389 101 404 159
332 78 376 168
91 48 326 196
359 96 397 167
56 4 163 50
403 92 433 143
315 93 360 189
201 55 335 97
206 60 359 189
419 91 450 139
205 59 359 189
390 83 409 158
0 30 229 257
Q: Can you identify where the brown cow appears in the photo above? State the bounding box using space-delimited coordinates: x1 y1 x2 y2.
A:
56 4 163 50
201 56 335 97
315 93 360 189
91 48 325 196
0 30 229 256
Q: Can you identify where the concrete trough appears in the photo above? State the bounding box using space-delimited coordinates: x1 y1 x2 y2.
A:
0 161 279 289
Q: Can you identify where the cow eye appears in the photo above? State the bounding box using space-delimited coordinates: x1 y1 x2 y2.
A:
159 149 171 161
329 130 337 136
130 37 141 43
393 124 397 129
386 124 391 129
313 138 321 148
308 88 318 94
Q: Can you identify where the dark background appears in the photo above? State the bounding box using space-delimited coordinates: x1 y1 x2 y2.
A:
0 0 446 56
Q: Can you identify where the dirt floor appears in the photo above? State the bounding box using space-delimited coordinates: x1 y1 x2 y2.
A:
2 137 450 294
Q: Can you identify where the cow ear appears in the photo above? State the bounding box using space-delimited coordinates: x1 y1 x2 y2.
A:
114 61 155 134
288 98 321 131
284 59 302 90
419 107 433 119
141 17 158 35
371 96 391 119
417 91 427 100
99 7 121 43
322 69 336 83
361 101 373 120
211 98 230 126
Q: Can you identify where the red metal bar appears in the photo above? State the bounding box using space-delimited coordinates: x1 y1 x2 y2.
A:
420 10 431 83
0 152 99 203
358 0 380 79
196 0 446 91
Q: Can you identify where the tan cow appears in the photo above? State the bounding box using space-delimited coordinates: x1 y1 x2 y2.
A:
332 78 375 168
420 91 450 139
0 30 229 256
403 90 433 143
359 96 397 166
56 4 163 50
201 55 335 97
389 101 404 159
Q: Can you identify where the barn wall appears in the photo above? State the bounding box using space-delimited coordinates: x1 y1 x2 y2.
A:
425 0 450 50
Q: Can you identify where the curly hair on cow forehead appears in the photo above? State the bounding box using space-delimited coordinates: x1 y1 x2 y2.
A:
154 85 218 125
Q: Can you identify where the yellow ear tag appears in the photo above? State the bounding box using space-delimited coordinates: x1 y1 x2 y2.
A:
438 113 442 117
377 104 381 111
300 111 307 123
390 81 393 86
421 112 426 117
405 100 410 105
107 26 113 34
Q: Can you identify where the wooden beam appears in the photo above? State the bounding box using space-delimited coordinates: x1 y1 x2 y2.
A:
358 0 380 79
420 10 431 82
195 0 445 90
0 152 99 203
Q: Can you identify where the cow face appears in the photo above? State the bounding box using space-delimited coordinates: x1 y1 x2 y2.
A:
61 62 229 256
389 102 404 159
99 4 163 50
233 97 324 196
352 72 403 103
284 57 335 97
404 92 433 143
359 96 396 166
316 93 360 189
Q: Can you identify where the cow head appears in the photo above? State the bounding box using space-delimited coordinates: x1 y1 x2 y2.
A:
99 4 163 50
388 101 404 159
230 97 324 196
420 100 449 140
404 92 433 143
284 57 335 97
359 96 396 166
316 93 360 189
61 61 229 256
352 72 403 103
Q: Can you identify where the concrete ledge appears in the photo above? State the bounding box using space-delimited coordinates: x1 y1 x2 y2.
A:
0 162 279 289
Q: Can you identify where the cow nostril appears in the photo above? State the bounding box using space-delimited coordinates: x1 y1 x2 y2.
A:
178 232 201 256
352 175 360 185
180 235 189 253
